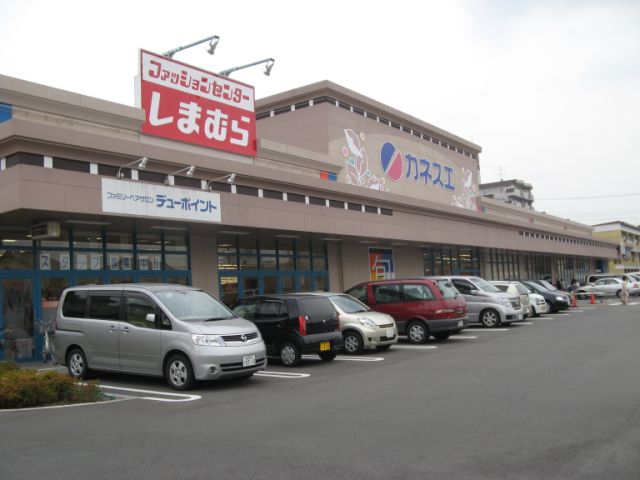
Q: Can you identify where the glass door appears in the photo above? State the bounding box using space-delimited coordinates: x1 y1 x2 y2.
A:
1 278 35 361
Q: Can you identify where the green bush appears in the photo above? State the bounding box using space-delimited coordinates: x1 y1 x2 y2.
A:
0 361 102 409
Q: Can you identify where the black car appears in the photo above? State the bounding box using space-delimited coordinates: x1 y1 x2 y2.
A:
233 294 343 367
520 280 570 313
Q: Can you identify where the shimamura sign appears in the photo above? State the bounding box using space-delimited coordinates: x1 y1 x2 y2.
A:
101 178 221 223
139 50 256 156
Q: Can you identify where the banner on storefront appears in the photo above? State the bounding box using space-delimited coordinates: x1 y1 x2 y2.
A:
139 50 256 156
101 178 221 223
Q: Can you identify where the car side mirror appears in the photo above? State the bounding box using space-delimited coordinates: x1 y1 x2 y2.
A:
145 313 156 323
469 289 479 295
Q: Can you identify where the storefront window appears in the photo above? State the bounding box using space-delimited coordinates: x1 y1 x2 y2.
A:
73 230 103 249
0 250 33 270
0 230 32 247
109 276 134 284
220 275 239 306
137 232 162 251
107 253 133 271
40 277 68 323
76 276 104 285
165 254 188 271
1 279 34 360
38 229 70 248
106 232 133 250
164 234 188 252
166 276 189 285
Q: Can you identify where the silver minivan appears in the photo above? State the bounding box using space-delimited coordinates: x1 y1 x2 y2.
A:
428 276 524 327
55 284 267 390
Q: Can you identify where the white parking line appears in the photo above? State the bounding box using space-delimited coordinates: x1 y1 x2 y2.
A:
465 328 509 332
392 344 439 350
100 385 201 402
450 335 478 340
301 355 385 362
514 322 534 325
255 371 311 379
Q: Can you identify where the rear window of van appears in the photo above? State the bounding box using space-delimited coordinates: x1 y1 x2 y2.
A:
62 290 88 318
436 280 458 299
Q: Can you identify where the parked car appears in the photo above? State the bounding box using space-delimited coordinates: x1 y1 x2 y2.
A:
299 292 398 354
520 285 550 317
345 278 467 344
55 284 267 390
520 281 570 312
584 273 625 284
232 294 343 367
575 277 640 299
428 276 524 328
491 281 532 318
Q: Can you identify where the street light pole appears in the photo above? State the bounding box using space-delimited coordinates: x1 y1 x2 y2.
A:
219 58 275 77
163 35 220 58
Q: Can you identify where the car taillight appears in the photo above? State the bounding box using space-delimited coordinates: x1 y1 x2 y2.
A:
335 312 340 331
298 315 307 336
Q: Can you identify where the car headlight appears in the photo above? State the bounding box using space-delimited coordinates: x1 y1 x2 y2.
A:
357 317 378 327
555 296 565 301
192 334 226 347
499 298 512 306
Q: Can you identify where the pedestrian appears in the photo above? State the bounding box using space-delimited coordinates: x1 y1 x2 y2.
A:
570 278 580 293
621 276 629 305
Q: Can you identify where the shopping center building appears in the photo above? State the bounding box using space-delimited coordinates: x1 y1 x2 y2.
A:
0 67 618 361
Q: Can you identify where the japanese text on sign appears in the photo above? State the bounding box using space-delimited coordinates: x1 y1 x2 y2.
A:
140 50 257 157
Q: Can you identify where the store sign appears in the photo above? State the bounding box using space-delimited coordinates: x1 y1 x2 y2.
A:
369 248 395 280
139 50 256 156
101 178 221 223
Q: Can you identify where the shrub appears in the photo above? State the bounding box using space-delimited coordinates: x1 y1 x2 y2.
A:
0 361 102 409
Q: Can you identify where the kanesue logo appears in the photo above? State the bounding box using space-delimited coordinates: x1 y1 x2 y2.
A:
380 142 456 191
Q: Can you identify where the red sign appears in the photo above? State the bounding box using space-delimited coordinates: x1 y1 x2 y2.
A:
139 50 256 156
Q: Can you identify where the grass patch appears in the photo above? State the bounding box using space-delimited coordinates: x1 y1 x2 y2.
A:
0 361 102 409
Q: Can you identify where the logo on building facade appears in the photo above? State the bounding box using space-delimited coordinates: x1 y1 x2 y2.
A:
343 129 386 191
369 248 395 280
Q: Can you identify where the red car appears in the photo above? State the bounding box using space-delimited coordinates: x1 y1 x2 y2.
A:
345 278 468 344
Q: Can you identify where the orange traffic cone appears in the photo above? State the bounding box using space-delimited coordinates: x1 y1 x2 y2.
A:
571 292 577 308
589 292 596 304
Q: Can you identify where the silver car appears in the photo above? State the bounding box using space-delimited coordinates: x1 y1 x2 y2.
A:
428 276 524 328
491 281 532 318
302 292 398 354
55 284 267 390
575 277 640 299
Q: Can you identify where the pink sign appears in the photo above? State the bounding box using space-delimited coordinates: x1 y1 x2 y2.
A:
139 50 256 156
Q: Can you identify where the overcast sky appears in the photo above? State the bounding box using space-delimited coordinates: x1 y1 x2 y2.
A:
1 0 639 226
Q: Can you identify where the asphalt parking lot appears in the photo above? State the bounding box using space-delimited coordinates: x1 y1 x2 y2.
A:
2 300 640 480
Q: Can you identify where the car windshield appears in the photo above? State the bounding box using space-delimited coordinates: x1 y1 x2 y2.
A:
329 294 370 314
526 282 548 293
155 290 236 321
515 284 529 295
471 277 502 293
538 280 558 291
436 280 459 299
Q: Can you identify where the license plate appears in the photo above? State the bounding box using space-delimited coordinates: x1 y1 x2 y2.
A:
386 329 395 338
458 320 464 327
242 355 256 367
320 341 330 352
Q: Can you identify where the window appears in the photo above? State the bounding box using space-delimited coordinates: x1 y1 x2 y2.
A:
88 292 121 320
256 300 287 318
125 294 157 328
402 284 434 301
62 290 88 318
345 286 367 304
435 280 458 299
452 279 474 295
373 284 402 304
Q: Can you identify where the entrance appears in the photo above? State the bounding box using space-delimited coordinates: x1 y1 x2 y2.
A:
1 278 35 361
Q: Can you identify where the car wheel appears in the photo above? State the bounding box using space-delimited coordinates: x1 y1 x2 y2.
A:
546 300 557 313
319 351 337 361
343 331 364 355
165 353 195 391
67 347 91 380
480 309 500 328
279 342 301 367
432 332 451 341
616 290 622 298
407 320 429 344
376 344 392 351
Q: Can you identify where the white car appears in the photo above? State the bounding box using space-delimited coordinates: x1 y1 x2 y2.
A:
575 277 640 299
528 292 550 316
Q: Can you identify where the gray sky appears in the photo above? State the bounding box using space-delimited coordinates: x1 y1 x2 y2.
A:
1 0 638 226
